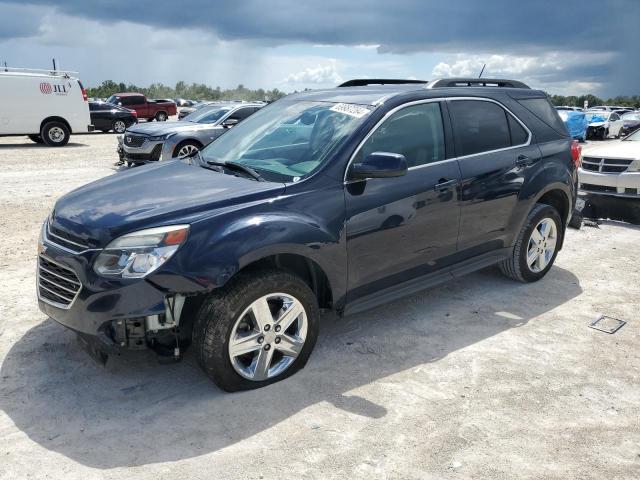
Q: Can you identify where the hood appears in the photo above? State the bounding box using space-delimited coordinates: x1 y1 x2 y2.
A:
51 161 285 247
126 120 218 136
582 140 640 160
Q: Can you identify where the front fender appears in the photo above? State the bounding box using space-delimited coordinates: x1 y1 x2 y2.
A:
153 206 347 306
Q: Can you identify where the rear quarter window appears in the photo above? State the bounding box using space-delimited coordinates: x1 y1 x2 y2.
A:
517 97 568 135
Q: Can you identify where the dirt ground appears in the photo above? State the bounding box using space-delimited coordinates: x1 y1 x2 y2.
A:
0 133 638 480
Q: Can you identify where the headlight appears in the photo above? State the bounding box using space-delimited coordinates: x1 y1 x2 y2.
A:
94 225 189 278
148 133 176 141
628 160 640 172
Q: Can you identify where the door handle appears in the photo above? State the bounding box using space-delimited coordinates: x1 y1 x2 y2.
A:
515 154 537 168
434 178 459 191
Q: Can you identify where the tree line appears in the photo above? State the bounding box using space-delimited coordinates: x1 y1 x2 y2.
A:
86 80 287 102
549 94 640 109
86 80 640 109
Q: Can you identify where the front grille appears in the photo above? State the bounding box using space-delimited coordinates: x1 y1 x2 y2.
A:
48 223 90 252
38 256 81 308
124 134 146 147
582 157 634 173
125 144 162 162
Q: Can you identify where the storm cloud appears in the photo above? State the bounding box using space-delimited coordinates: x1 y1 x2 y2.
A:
0 0 637 95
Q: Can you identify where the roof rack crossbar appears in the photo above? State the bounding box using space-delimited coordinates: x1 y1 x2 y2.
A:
427 78 530 89
338 79 428 88
0 67 79 76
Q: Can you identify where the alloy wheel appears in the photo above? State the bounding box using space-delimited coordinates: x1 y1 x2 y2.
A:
177 144 199 157
526 218 557 273
228 293 308 381
114 120 126 133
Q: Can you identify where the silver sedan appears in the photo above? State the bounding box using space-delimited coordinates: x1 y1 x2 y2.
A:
117 102 264 165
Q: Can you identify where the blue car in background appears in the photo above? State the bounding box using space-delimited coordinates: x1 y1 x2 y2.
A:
556 108 588 141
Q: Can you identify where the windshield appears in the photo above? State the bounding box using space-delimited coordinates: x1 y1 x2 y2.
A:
106 95 117 105
586 112 610 122
622 113 640 121
200 100 372 182
184 106 232 124
623 129 640 141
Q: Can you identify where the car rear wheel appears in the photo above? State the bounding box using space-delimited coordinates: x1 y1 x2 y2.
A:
500 204 563 283
155 111 168 122
112 120 127 133
41 121 70 147
193 270 319 391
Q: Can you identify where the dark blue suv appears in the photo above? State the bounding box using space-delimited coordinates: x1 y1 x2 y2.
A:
37 78 580 391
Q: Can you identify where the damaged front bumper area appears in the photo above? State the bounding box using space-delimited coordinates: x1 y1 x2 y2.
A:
37 238 193 363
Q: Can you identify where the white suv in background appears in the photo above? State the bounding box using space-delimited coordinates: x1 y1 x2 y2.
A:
579 129 640 197
0 67 93 146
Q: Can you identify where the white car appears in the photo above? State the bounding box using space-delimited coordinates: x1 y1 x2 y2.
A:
0 67 93 146
579 129 640 197
585 110 624 140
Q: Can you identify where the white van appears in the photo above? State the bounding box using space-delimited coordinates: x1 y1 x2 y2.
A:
0 67 93 146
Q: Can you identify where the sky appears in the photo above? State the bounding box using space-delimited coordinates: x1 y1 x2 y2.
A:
0 0 637 97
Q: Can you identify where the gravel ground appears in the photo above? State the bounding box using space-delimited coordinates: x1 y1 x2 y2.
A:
0 134 638 480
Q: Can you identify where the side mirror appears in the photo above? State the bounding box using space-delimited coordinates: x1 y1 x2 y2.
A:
350 152 408 180
117 102 122 106
222 118 239 128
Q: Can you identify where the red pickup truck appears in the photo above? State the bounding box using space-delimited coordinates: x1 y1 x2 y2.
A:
106 93 177 121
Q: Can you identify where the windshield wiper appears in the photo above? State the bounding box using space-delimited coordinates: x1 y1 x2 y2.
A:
206 160 265 182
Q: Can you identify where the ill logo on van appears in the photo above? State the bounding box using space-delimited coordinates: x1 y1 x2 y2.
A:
39 82 69 95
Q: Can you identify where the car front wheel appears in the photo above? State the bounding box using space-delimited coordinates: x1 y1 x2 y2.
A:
500 203 563 282
193 270 319 391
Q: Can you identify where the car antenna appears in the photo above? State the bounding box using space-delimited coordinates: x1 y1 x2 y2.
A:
478 63 486 78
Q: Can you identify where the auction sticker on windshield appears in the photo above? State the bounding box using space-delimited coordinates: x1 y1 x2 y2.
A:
330 103 370 118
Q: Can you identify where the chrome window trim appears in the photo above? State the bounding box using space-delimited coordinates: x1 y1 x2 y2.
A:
343 96 532 182
37 254 83 310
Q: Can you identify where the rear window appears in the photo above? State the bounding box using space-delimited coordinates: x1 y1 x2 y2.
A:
518 97 567 135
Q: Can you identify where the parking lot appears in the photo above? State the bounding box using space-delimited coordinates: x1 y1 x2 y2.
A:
0 133 639 479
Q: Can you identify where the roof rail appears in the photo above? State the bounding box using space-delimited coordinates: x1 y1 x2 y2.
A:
427 78 530 89
338 79 428 88
1 67 79 77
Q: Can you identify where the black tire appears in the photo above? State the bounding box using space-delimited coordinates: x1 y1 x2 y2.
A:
568 210 583 229
193 270 320 392
41 121 70 147
112 119 127 133
28 134 43 144
173 140 201 158
155 111 168 122
500 204 563 283
601 128 608 140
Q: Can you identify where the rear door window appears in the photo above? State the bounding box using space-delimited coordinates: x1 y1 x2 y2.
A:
449 100 512 156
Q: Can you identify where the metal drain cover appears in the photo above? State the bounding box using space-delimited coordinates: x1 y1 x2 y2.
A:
589 315 626 334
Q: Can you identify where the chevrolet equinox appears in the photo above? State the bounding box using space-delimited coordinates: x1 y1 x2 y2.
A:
37 78 580 391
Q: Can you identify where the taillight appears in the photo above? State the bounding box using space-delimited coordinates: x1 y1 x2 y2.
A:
571 140 582 168
131 110 137 117
77 80 88 101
